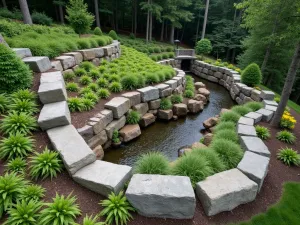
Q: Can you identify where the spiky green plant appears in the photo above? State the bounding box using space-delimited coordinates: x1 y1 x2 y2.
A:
244 102 263 111
82 214 105 225
121 75 139 90
276 130 296 144
87 83 99 92
171 94 183 104
89 69 101 79
74 68 87 77
10 89 36 101
20 184 45 202
82 98 96 111
99 191 135 225
6 157 26 173
0 94 10 114
83 92 99 103
97 78 109 88
277 148 300 166
126 110 141 124
79 87 93 96
67 97 84 112
66 82 79 92
134 152 170 175
220 111 241 123
160 98 172 110
231 105 252 116
80 61 95 72
213 121 236 133
9 99 38 114
79 75 93 85
97 88 110 99
255 125 271 140
63 71 76 81
183 90 194 98
109 82 122 93
212 129 239 143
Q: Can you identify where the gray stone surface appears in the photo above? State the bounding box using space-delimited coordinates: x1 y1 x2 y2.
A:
187 99 204 113
237 151 270 192
207 76 219 83
161 88 172 97
63 52 83 64
196 169 258 216
40 71 64 84
240 136 270 157
122 92 141 107
251 89 262 102
237 124 257 137
47 125 96 174
256 109 274 122
260 90 275 100
95 109 114 127
244 112 262 124
195 82 206 89
38 101 71 130
88 117 105 134
158 109 173 120
126 174 196 219
132 103 149 116
51 61 63 71
238 117 254 126
55 55 76 70
173 103 188 117
93 47 105 58
165 80 178 90
119 124 141 142
139 113 156 127
265 105 277 112
73 160 132 197
149 99 161 110
155 84 169 96
87 130 108 148
137 87 159 102
13 48 32 59
105 116 126 139
23 56 51 72
263 100 278 107
78 49 96 60
38 81 67 104
77 125 93 141
105 97 130 119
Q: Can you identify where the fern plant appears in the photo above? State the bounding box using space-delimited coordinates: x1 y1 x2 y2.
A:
10 89 37 101
9 99 38 114
0 93 10 114
20 184 45 202
99 191 135 225
6 157 27 173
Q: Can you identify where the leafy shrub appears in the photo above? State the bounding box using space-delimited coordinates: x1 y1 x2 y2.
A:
79 75 93 85
29 148 63 180
79 87 92 96
277 148 300 166
0 44 32 93
0 94 9 114
153 47 161 53
32 11 53 25
162 53 168 59
68 97 84 112
157 71 166 82
80 61 95 72
241 63 262 87
9 99 38 115
168 52 175 58
231 105 252 116
129 33 135 39
87 83 99 92
66 82 79 92
172 153 212 187
82 215 103 225
108 30 118 40
255 125 271 140
121 75 139 90
274 97 280 103
109 82 122 93
0 132 34 160
10 89 36 101
195 39 212 57
108 74 120 82
83 92 98 103
160 98 172 110
212 130 239 143
0 111 37 135
211 139 243 169
134 152 170 175
171 94 183 104
244 101 263 111
145 73 159 84
184 90 194 98
6 157 26 174
136 74 146 88
112 130 120 143
82 98 96 111
213 121 236 133
127 111 141 124
97 78 109 88
94 27 103 36
89 69 100 79
64 71 76 81
21 184 45 202
74 68 87 77
220 111 241 123
150 55 157 61
276 130 296 144
97 88 110 99
0 8 22 20
39 193 81 225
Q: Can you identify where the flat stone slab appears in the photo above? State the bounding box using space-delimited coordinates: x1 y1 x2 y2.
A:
237 151 270 192
265 105 277 112
47 125 96 175
165 80 178 90
260 90 275 100
105 116 126 139
77 49 96 60
104 97 130 119
38 81 67 104
63 52 83 64
38 101 71 130
40 71 64 83
13 48 32 59
55 55 76 70
23 56 51 72
139 113 155 127
137 86 159 102
122 92 141 107
244 112 262 124
240 136 270 157
196 169 258 216
73 160 132 197
237 124 257 137
126 174 196 219
238 117 254 126
256 109 274 122
119 124 141 142
262 100 278 107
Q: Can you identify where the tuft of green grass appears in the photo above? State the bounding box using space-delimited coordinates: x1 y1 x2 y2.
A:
126 110 141 124
277 147 299 166
276 130 296 144
134 152 170 175
66 82 79 92
171 94 183 104
212 129 239 143
213 121 236 133
220 111 241 123
109 82 122 93
160 98 172 110
231 105 252 116
255 125 271 140
244 102 263 112
6 157 26 173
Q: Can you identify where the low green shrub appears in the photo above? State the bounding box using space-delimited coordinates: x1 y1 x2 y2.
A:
94 27 103 36
9 99 38 115
168 52 175 58
145 73 159 84
121 75 139 90
21 184 45 202
10 89 36 101
109 82 122 93
134 152 170 175
108 30 119 40
220 111 241 123
82 215 103 225
66 82 79 92
80 61 95 72
108 74 120 82
79 87 92 96
157 71 166 82
213 121 236 133
241 63 262 87
184 90 194 98
150 55 157 61
126 111 141 124
6 157 27 173
212 129 239 143
171 94 183 104
81 98 96 111
97 78 109 88
0 94 10 114
63 71 76 81
88 69 100 79
245 102 263 111
32 11 53 25
277 148 300 166
87 83 99 92
255 125 271 140
79 75 93 85
74 67 87 77
274 97 280 103
231 105 252 116
0 8 22 20
276 130 296 144
97 88 110 99
82 92 98 103
160 98 172 110
162 53 168 59
68 97 84 112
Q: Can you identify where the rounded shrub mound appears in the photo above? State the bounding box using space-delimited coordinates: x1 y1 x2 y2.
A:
241 63 262 87
255 125 271 140
231 105 252 116
171 94 183 104
220 111 241 123
121 75 138 90
0 44 32 93
213 129 239 143
213 121 236 133
134 152 170 175
211 139 244 169
195 38 212 57
94 27 103 36
245 101 263 111
108 30 118 40
276 130 296 144
160 98 172 110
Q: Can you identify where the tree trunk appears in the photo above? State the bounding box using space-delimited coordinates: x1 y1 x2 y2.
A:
2 0 7 8
226 48 231 61
134 0 137 35
160 19 164 41
149 11 153 42
94 0 100 27
180 22 186 41
195 10 201 44
169 24 174 43
115 0 118 31
165 21 168 40
271 42 300 127
19 0 32 25
231 48 236 63
146 0 150 43
261 46 271 75
58 5 64 24
201 0 209 39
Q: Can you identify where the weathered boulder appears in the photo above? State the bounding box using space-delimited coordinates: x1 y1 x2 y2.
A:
260 90 275 100
38 81 67 104
148 109 158 116
238 117 254 126
105 116 126 139
87 130 108 148
92 58 100 66
158 109 173 120
93 145 104 160
88 117 105 134
198 88 210 97
63 52 83 64
251 89 262 102
132 103 149 116
77 49 96 60
165 80 178 90
220 108 230 115
12 48 32 58
203 133 213 146
194 94 208 104
203 117 218 129
105 97 130 119
191 142 207 149
187 99 204 113
262 100 278 107
51 61 63 71
92 47 105 58
155 84 169 97
122 92 141 107
173 103 188 117
256 109 274 122
77 125 93 141
244 112 262 124
137 86 159 102
119 124 141 142
196 169 258 216
207 76 218 83
161 88 173 97
240 136 270 157
23 56 51 73
126 174 196 219
173 85 183 94
55 55 76 70
149 99 161 110
237 124 257 137
139 113 156 127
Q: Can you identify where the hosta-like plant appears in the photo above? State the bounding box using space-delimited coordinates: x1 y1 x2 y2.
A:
21 184 45 202
99 191 135 225
68 97 84 112
3 200 42 225
0 133 34 160
0 111 37 135
82 215 105 225
255 125 271 140
276 130 296 144
82 98 96 111
10 89 37 101
6 157 27 173
9 99 38 114
0 93 10 114
39 193 81 225
277 148 300 166
29 148 63 180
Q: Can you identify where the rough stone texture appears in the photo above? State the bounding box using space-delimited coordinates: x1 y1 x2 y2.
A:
40 71 64 84
119 124 141 142
220 108 230 115
265 105 277 112
256 109 274 122
149 99 161 110
240 136 270 157
93 145 104 160
96 110 113 127
38 101 71 130
126 174 196 219
77 125 93 141
191 142 207 149
237 151 270 192
198 88 210 97
196 169 258 216
172 76 183 85
137 87 160 102
237 124 257 137
51 61 63 71
194 94 208 104
155 84 169 97
38 80 66 104
263 100 278 107
158 109 173 120
148 109 158 116
203 117 218 129
161 88 173 97
195 82 206 89
139 113 156 127
92 58 100 66
105 116 126 139
88 117 105 134
260 90 275 100
187 99 204 113
132 103 149 116
105 97 130 119
203 133 213 146
165 80 178 90
78 49 96 60
63 52 83 64
173 103 188 117
173 85 183 94
103 46 113 56
93 47 105 58
73 160 132 197
207 76 219 83
122 92 141 107
251 89 262 102
178 148 192 157
87 130 108 148
244 112 262 124
13 48 32 59
238 117 254 126
23 56 52 72
55 55 76 70
47 125 96 175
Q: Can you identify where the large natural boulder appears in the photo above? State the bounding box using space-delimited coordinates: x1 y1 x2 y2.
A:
38 80 67 104
158 109 173 120
148 99 161 110
173 103 188 117
195 82 206 89
105 97 130 119
198 88 210 97
203 133 213 146
77 49 96 60
55 55 76 70
187 99 204 113
139 113 156 127
203 117 218 129
194 94 208 104
63 52 83 64
119 124 141 142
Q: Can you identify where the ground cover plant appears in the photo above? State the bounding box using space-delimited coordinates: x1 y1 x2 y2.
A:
255 125 271 140
276 130 296 144
134 152 170 175
277 148 300 166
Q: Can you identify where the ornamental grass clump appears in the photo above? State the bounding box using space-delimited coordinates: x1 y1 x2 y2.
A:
231 105 252 116
244 101 263 111
145 73 159 84
97 78 109 88
160 98 172 110
171 94 183 104
212 129 239 143
97 88 110 99
67 97 84 112
74 68 87 77
0 94 10 114
134 152 170 175
82 215 103 225
220 111 241 123
109 82 122 93
108 30 119 40
80 61 95 72
63 71 76 81
121 75 139 90
276 130 296 144
213 121 236 133
79 75 93 85
66 82 79 92
277 148 300 166
83 92 99 103
126 110 141 124
20 184 45 202
81 98 96 111
6 157 27 173
94 27 103 36
184 90 195 98
9 99 38 115
255 125 271 140
241 63 262 87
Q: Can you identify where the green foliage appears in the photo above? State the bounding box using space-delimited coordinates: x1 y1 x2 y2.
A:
0 44 32 93
134 152 170 175
160 98 172 110
112 130 120 143
195 39 212 56
108 30 119 40
121 75 139 90
20 184 45 202
79 87 92 96
0 8 22 20
213 121 236 133
79 75 93 85
64 71 76 81
66 82 79 92
80 61 95 72
244 101 263 111
0 132 34 160
74 68 87 77
126 110 141 124
241 63 262 87
109 82 122 93
231 105 252 116
66 0 94 34
276 130 296 144
40 193 81 225
94 27 103 36
274 96 281 103
97 78 109 88
82 215 104 225
213 129 239 143
99 191 135 225
220 111 241 123
83 92 98 103
0 94 9 114
97 88 110 99
68 97 84 112
6 157 27 174
0 111 37 135
82 98 96 111
89 69 100 79
183 90 195 98
255 125 271 140
9 99 38 115
10 89 36 101
32 11 53 25
277 148 300 166
211 139 244 169
87 83 99 92
129 33 135 39
171 94 183 104
145 73 159 84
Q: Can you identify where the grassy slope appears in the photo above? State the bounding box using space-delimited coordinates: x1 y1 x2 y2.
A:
230 182 300 225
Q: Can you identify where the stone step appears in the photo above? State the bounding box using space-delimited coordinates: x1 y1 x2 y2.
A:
73 160 132 197
126 174 196 219
240 136 270 157
12 48 32 59
38 81 67 104
137 86 160 102
23 56 51 73
104 97 130 119
244 112 262 124
237 124 257 137
256 109 274 122
47 125 96 175
55 55 76 70
196 169 258 216
238 116 254 126
38 101 71 130
260 90 275 100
